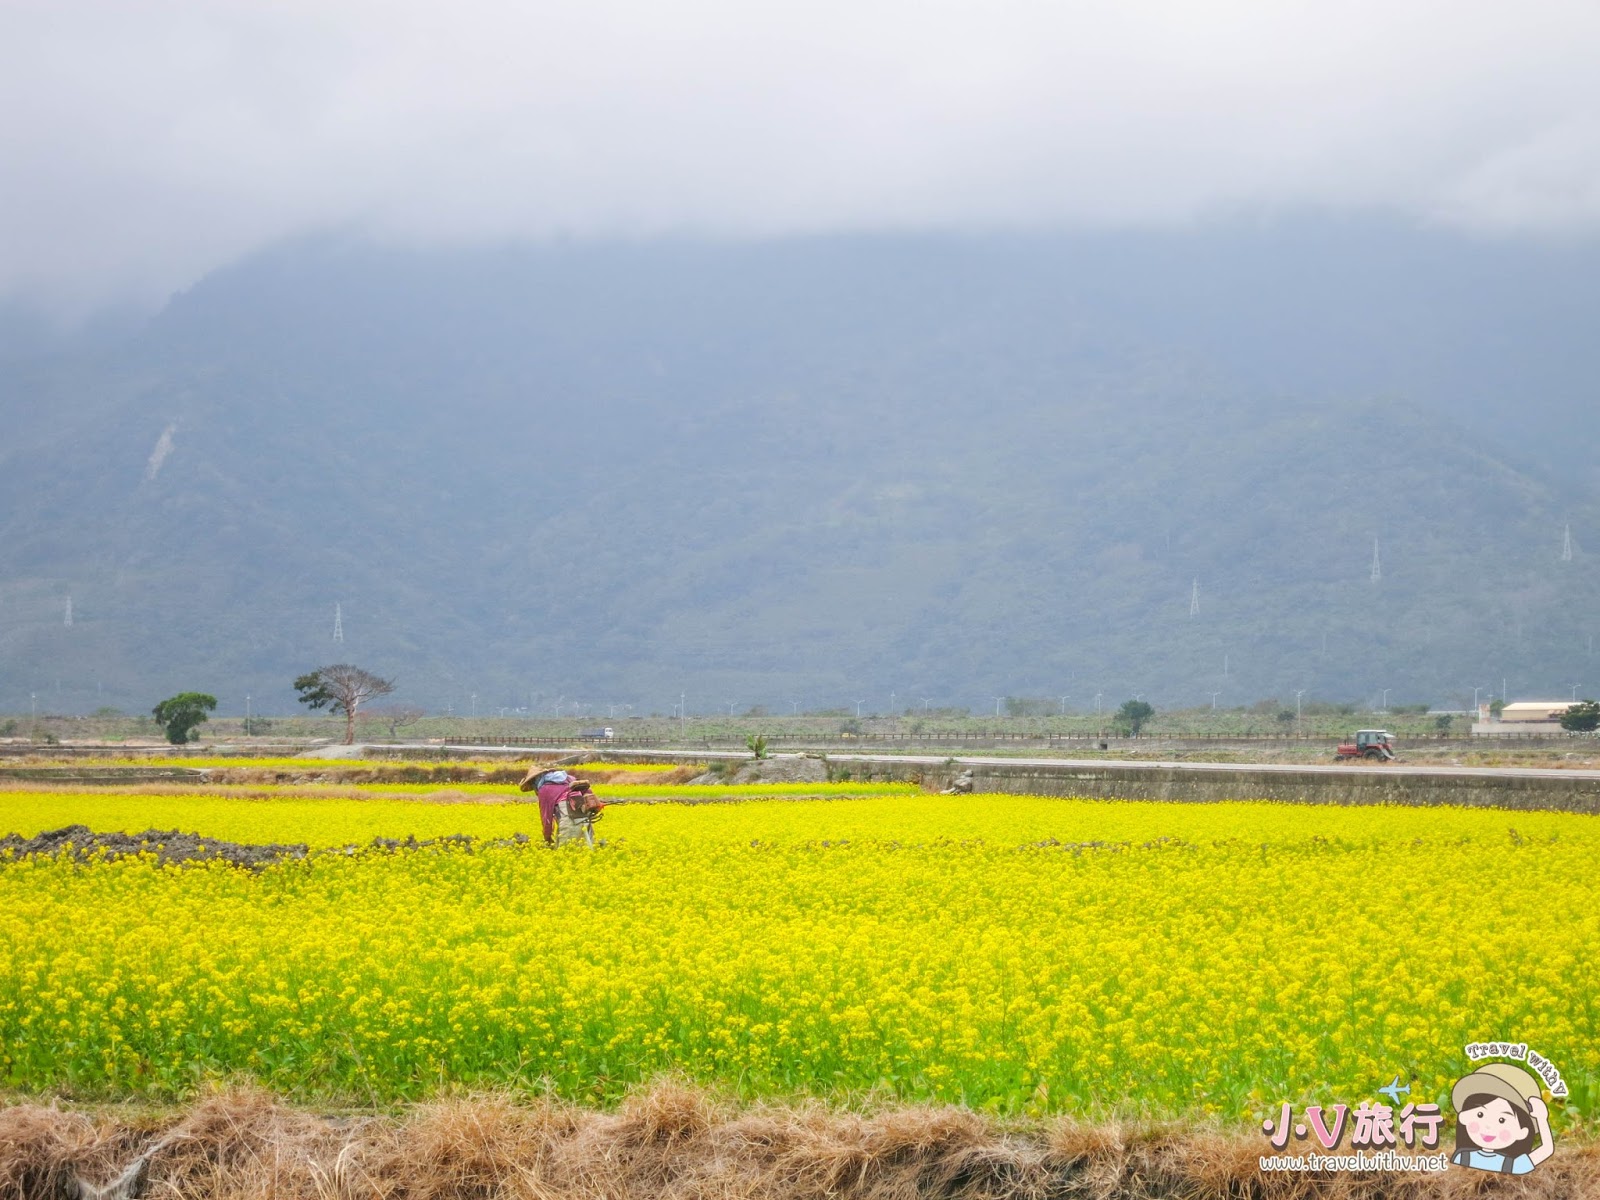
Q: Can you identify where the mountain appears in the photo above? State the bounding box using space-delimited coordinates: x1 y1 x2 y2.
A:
1 224 1597 717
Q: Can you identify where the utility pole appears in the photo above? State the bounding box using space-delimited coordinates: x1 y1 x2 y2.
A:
333 603 344 643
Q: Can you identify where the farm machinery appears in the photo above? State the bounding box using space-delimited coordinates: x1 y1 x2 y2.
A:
1336 729 1397 761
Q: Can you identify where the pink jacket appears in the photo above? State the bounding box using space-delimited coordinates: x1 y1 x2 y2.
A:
536 780 573 843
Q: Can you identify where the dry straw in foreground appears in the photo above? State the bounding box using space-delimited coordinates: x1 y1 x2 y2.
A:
3 1084 1598 1200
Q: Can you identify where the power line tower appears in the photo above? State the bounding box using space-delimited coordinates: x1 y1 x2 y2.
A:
63 595 73 627
1370 538 1382 583
1189 578 1199 618
333 603 344 643
1563 524 1574 562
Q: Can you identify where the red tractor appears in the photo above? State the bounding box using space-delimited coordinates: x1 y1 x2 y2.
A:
1336 729 1396 761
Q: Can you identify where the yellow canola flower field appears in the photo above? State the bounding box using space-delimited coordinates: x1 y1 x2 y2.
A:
0 790 1596 1123
0 783 919 846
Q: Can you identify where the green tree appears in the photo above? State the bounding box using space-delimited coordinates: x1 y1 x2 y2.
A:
1560 700 1600 733
294 664 396 744
1116 699 1155 736
151 692 216 744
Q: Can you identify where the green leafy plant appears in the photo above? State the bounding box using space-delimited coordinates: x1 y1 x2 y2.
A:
745 733 769 759
151 692 217 744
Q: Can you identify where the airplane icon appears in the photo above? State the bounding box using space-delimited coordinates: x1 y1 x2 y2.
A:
1379 1075 1411 1106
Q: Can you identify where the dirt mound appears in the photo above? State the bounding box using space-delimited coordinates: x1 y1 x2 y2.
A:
4 1083 1597 1200
688 756 832 786
595 764 701 785
0 826 536 869
0 825 308 868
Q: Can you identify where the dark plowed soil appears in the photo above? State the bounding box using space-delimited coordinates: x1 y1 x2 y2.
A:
0 825 535 869
0 824 308 867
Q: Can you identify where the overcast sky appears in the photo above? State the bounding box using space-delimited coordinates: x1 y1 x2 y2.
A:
5 0 1600 312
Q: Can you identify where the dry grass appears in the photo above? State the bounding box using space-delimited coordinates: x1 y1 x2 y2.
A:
4 1084 1599 1200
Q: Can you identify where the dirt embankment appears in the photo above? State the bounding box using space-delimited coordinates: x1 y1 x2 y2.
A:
3 1084 1597 1200
686 757 832 786
0 826 536 869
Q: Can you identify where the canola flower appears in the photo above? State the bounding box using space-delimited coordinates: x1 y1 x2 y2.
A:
0 790 1595 1125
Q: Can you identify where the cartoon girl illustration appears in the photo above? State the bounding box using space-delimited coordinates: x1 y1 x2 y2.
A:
1450 1062 1554 1174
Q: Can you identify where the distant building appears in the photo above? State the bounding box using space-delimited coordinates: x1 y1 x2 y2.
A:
1473 701 1578 735
1500 702 1579 723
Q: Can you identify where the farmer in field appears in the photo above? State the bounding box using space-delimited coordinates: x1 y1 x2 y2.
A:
519 767 605 848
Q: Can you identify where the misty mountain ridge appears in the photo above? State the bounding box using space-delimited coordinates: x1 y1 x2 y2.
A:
0 220 1596 716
